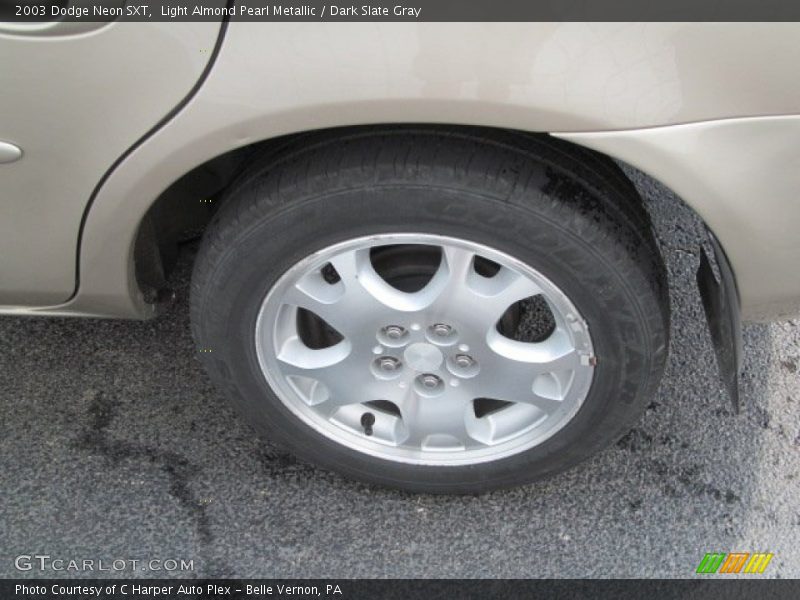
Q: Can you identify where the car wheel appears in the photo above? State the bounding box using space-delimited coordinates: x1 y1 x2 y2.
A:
191 127 669 493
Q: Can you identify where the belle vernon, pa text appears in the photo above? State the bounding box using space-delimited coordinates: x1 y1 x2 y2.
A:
162 4 423 17
16 584 343 597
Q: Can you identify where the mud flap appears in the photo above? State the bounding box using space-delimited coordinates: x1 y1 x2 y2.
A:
696 232 743 413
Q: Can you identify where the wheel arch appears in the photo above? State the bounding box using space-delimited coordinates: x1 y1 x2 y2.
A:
45 121 718 323
131 124 683 310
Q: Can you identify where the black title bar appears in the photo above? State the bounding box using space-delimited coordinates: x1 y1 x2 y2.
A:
4 579 800 600
4 0 800 22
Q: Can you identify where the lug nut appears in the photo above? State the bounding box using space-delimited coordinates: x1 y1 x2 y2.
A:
414 373 445 396
379 357 400 372
420 374 441 388
432 324 452 337
372 356 403 380
454 354 474 368
446 353 479 379
427 323 458 346
383 325 406 339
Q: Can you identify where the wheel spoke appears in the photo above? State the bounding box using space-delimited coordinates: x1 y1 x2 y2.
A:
474 266 543 320
478 327 581 412
486 327 578 369
470 370 567 415
422 245 477 310
398 388 484 450
442 245 477 284
283 249 394 337
276 337 374 412
424 248 542 331
282 272 350 335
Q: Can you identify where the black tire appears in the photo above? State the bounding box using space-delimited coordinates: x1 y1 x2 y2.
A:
191 126 669 493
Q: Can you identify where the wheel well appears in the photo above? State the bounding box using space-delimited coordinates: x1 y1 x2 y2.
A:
133 124 671 302
133 144 254 298
134 129 321 297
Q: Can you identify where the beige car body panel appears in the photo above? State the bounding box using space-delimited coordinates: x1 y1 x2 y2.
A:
1 22 800 320
556 117 800 321
0 21 222 304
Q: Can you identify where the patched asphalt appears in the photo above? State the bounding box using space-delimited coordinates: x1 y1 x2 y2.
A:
1 169 798 578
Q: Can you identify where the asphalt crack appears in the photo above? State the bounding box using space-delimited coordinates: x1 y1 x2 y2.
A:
76 390 212 544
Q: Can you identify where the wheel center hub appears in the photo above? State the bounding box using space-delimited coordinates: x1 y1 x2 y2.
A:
404 342 443 372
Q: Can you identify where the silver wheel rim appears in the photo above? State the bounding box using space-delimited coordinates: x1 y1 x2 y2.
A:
255 233 595 466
